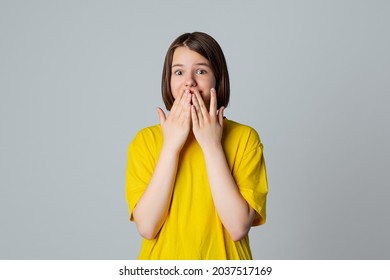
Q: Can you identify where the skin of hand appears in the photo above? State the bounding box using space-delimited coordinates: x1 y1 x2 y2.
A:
133 89 191 239
191 88 256 241
135 89 255 241
156 89 192 153
191 88 225 150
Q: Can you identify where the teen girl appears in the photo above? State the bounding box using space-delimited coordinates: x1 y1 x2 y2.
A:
126 32 268 259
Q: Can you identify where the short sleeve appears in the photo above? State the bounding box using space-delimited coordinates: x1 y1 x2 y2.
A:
125 128 159 221
235 131 268 226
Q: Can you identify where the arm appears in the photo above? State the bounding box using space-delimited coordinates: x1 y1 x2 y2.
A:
202 144 256 241
132 147 180 240
132 90 192 239
191 89 256 241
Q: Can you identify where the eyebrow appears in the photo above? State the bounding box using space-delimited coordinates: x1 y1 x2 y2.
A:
171 62 210 68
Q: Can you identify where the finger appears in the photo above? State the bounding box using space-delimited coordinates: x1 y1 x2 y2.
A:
170 91 188 121
209 88 217 116
156 107 166 125
177 90 191 120
170 90 186 113
183 98 192 125
191 105 199 128
176 89 190 109
194 90 207 117
218 106 225 128
191 93 204 124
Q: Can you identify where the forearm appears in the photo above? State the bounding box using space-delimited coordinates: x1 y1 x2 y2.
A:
133 146 179 239
133 91 191 240
203 144 255 241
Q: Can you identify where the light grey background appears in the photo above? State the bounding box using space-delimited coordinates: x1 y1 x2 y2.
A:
1 0 389 259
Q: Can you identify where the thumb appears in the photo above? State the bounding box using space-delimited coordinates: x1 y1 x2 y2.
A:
156 107 166 125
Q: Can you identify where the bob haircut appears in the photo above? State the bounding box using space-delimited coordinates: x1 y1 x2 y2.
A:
161 32 230 111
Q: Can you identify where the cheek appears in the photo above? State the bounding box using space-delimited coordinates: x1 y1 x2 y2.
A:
170 78 179 98
198 76 216 89
208 76 217 88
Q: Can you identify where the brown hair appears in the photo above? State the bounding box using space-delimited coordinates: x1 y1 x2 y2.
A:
161 32 230 110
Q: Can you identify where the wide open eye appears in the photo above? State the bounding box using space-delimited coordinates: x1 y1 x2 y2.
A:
196 69 207 75
174 70 183 75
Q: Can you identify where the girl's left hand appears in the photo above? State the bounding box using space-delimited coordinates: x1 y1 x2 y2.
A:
191 88 225 150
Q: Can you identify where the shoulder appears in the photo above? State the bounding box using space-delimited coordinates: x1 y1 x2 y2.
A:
134 123 161 139
128 124 162 149
224 118 258 134
135 124 162 138
223 118 262 149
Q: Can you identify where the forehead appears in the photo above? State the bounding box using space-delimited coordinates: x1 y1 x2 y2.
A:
172 47 209 65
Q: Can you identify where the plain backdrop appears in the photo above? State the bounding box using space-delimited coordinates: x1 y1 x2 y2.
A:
1 0 389 259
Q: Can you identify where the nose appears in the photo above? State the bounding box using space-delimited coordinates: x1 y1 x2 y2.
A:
185 73 197 88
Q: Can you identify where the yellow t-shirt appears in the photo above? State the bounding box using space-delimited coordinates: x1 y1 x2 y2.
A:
125 118 268 259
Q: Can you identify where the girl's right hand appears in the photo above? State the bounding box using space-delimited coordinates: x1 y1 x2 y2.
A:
156 90 192 153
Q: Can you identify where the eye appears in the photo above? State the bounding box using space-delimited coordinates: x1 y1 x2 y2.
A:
174 70 183 76
196 69 207 75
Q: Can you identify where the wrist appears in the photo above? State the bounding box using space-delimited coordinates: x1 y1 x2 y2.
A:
161 143 182 158
201 141 224 157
